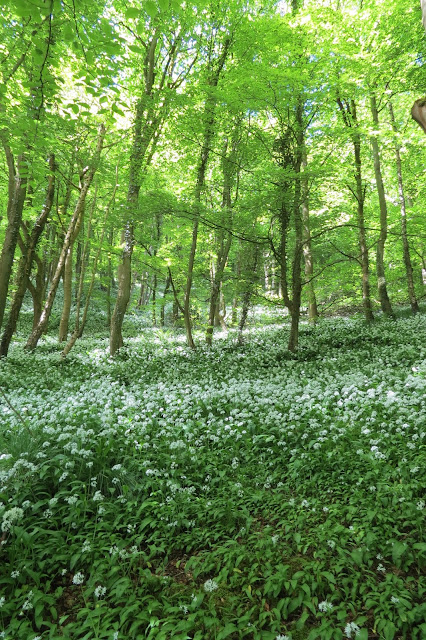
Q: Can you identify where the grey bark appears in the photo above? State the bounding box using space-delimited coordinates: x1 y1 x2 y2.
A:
0 155 55 357
0 149 28 331
25 125 105 350
388 102 420 313
369 93 394 317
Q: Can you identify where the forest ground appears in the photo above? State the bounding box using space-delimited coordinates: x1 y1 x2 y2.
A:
0 309 425 640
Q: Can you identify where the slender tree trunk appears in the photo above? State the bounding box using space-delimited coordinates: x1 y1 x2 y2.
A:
351 100 375 322
28 254 46 328
58 249 73 342
0 149 28 330
370 93 394 317
238 247 259 344
183 38 231 349
231 245 241 325
301 149 318 324
160 274 171 326
288 100 304 353
62 171 117 357
206 134 237 345
0 155 55 357
110 224 133 354
106 228 113 326
58 182 92 342
389 102 420 313
25 125 105 350
110 36 160 355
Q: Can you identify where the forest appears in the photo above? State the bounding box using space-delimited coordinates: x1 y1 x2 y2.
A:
0 0 425 638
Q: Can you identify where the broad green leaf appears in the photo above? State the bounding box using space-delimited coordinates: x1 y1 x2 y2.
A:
145 1 157 17
125 7 140 19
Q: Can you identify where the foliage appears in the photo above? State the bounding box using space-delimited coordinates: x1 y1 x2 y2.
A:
0 313 425 639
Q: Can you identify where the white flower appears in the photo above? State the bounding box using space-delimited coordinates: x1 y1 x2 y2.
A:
1 507 24 531
203 579 219 592
93 491 104 502
327 540 336 549
94 585 107 598
72 572 85 585
0 596 5 608
377 563 386 573
318 600 333 612
65 495 78 505
276 635 291 640
391 596 400 604
11 570 20 578
416 500 425 511
344 622 360 638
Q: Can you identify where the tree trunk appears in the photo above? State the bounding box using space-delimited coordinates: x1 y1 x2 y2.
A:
109 35 161 355
301 149 318 324
287 99 304 353
183 38 231 349
62 172 117 357
29 253 46 328
389 102 419 313
0 155 55 357
0 149 27 331
25 125 105 350
105 229 112 326
238 247 259 344
58 180 92 342
206 133 237 345
110 224 132 355
160 274 171 326
351 100 375 322
369 93 394 317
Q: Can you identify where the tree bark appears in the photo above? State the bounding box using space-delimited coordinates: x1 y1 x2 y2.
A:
110 35 160 355
0 155 55 357
287 99 304 353
58 183 93 342
25 125 105 350
0 148 28 331
369 93 394 317
349 100 375 322
183 37 231 349
388 102 419 314
301 149 318 324
206 134 237 345
238 246 259 344
62 170 117 358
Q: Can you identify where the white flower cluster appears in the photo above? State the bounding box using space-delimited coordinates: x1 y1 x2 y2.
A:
203 579 219 593
1 507 24 532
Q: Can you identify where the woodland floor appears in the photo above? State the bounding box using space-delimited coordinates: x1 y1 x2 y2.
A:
0 310 425 640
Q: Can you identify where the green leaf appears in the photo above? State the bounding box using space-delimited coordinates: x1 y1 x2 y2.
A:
356 630 368 640
145 1 157 17
125 7 140 19
383 621 396 640
321 571 336 584
350 549 363 566
217 623 237 639
158 0 169 10
392 541 407 567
